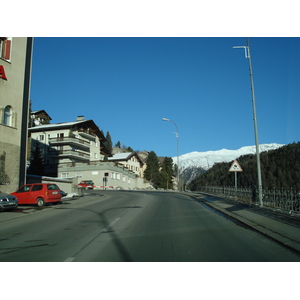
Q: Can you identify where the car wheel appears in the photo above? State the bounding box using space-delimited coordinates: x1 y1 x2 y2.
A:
36 198 45 207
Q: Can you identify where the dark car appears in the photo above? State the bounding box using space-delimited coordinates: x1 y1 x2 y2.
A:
0 191 18 211
60 190 67 197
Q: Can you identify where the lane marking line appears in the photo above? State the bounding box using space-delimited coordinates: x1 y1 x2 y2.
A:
64 257 75 262
102 217 120 233
64 217 121 261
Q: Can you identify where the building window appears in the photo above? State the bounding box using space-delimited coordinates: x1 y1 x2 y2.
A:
0 38 12 61
61 172 70 178
39 135 44 141
3 105 12 126
57 133 64 141
116 173 120 180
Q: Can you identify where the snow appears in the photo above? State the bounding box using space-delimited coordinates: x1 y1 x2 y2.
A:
108 152 132 160
173 143 285 172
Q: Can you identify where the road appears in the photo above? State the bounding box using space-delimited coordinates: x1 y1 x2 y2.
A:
0 190 299 262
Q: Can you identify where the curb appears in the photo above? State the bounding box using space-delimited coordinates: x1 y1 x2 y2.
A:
189 193 300 254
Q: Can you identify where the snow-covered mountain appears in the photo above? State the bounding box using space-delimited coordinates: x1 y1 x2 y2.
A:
173 143 285 185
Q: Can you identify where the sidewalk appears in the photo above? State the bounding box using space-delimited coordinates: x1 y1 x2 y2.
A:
187 192 300 253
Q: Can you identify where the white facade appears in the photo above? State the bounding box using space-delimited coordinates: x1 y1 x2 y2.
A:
28 118 111 176
58 161 151 190
108 152 144 177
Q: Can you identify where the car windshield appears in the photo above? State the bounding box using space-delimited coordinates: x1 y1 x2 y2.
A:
16 185 32 193
86 181 93 184
48 184 59 190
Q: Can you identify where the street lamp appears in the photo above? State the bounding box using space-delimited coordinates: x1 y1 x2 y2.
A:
233 37 263 207
162 118 180 191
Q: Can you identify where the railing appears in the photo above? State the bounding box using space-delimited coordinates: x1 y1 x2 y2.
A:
49 149 90 160
197 186 300 213
49 137 90 149
78 128 96 140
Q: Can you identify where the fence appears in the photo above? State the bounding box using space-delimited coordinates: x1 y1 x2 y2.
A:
197 186 300 213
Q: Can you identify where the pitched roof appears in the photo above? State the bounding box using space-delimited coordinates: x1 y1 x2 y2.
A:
108 152 144 165
28 120 90 131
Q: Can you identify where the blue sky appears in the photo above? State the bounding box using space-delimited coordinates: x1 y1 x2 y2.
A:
30 37 300 158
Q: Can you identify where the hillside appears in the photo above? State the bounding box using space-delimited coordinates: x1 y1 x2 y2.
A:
188 142 300 190
173 143 284 185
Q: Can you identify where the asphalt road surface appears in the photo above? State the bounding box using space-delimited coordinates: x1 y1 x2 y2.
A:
1 190 300 262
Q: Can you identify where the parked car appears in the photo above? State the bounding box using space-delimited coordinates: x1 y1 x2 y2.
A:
0 191 18 211
78 180 95 189
11 183 62 207
60 190 67 197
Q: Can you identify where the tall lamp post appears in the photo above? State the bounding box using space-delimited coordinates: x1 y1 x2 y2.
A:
233 37 263 207
162 118 180 191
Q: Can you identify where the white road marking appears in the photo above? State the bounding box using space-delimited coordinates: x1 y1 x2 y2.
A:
64 217 121 261
64 257 75 262
102 217 120 232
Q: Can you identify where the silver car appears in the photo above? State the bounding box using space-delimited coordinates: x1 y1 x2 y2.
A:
0 191 18 211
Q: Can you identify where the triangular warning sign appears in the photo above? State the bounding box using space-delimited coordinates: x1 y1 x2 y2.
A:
229 160 243 172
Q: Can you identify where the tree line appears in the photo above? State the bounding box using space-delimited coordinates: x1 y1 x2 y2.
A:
188 142 300 191
144 151 175 189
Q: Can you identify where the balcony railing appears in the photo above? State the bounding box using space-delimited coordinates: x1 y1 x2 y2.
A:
49 149 90 161
49 137 90 151
78 128 96 141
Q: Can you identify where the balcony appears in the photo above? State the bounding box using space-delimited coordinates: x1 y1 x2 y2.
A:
78 128 96 141
49 149 90 161
49 137 90 151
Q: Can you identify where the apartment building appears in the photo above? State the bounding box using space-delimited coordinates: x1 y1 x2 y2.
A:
107 152 144 177
30 109 52 126
0 37 33 193
28 116 112 177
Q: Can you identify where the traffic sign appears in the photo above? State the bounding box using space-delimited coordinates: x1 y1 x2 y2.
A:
229 160 243 172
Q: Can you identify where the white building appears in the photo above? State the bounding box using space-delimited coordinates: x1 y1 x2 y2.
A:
0 37 33 193
107 152 144 177
58 161 149 190
28 115 152 190
28 116 112 177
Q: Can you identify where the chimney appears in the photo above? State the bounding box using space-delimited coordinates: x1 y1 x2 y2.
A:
76 116 85 121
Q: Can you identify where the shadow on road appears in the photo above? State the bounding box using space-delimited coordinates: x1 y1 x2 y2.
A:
58 205 142 261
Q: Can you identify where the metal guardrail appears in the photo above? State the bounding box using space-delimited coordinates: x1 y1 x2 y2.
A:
197 186 300 213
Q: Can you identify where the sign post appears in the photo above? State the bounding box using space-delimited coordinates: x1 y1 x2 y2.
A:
103 172 109 190
103 177 107 190
229 160 243 194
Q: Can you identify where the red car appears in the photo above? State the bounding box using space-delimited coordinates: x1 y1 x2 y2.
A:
78 180 95 189
11 183 62 207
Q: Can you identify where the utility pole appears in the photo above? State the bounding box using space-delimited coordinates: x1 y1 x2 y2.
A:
162 118 180 191
233 38 263 207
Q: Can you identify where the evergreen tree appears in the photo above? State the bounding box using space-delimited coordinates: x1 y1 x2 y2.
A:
160 157 174 189
115 141 121 148
28 141 44 175
127 146 134 152
144 151 160 187
105 131 113 154
188 142 300 190
157 170 169 189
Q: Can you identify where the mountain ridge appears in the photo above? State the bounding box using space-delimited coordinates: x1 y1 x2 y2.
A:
173 143 285 185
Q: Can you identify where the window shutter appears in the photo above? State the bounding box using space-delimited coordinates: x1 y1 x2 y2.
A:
3 39 11 60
